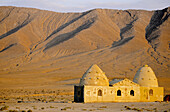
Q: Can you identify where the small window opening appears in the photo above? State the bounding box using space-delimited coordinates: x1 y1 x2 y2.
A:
149 89 153 96
117 90 121 96
130 90 134 96
98 90 102 96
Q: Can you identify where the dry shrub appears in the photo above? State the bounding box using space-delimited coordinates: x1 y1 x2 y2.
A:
27 109 32 112
0 105 9 111
100 106 107 108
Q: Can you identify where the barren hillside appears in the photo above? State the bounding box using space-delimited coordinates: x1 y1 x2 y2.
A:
0 6 169 94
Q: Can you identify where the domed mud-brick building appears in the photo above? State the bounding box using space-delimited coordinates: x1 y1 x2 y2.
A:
74 64 164 102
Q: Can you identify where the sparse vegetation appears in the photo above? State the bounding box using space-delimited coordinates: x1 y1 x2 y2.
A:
16 107 20 109
50 106 54 108
61 107 72 111
97 108 104 110
27 109 32 112
100 106 107 108
65 107 71 109
8 110 18 112
89 109 95 111
0 105 9 111
124 106 131 110
41 107 44 109
0 89 73 104
61 108 67 111
124 106 143 111
0 88 169 112
133 108 143 111
33 107 37 110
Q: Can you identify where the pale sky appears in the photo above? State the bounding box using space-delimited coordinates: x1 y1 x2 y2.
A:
0 0 169 12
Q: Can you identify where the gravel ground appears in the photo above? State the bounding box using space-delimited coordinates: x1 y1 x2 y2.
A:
0 102 170 112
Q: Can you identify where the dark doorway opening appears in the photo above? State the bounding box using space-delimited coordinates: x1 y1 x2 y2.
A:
74 86 84 102
164 95 170 101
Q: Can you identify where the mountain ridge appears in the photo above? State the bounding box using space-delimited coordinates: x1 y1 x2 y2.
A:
0 6 169 94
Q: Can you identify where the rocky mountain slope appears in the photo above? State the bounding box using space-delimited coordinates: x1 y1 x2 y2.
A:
0 6 169 93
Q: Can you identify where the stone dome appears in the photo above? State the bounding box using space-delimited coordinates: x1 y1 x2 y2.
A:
79 64 109 86
133 65 158 87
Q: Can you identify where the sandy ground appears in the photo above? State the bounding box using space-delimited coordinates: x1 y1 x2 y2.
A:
0 102 170 112
0 89 170 112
